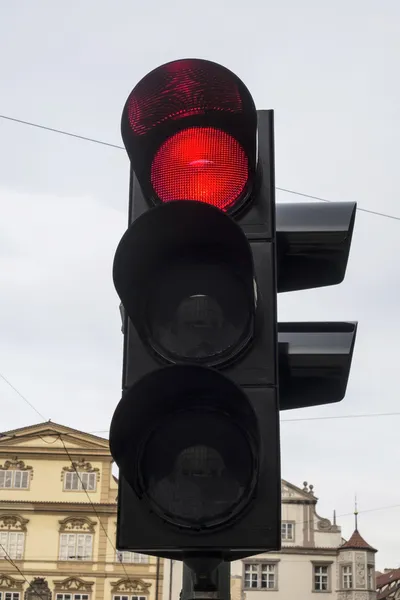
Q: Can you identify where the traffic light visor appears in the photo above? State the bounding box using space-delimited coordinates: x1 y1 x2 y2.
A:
110 365 260 530
121 59 257 213
113 201 256 366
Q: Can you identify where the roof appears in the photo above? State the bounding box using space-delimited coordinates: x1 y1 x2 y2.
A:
1 420 108 443
340 529 377 552
377 569 400 589
377 579 400 600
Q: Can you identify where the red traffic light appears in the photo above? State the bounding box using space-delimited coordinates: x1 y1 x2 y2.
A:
121 59 257 214
151 127 248 211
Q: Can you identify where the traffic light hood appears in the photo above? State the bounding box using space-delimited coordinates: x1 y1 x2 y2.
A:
113 200 256 366
121 58 257 214
110 364 260 531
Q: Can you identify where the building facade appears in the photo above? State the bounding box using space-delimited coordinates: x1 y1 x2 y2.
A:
163 481 378 600
0 421 163 600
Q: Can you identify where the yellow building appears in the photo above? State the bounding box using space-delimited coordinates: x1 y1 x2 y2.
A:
0 421 163 600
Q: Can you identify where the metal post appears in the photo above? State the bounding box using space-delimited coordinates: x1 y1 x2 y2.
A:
181 561 231 600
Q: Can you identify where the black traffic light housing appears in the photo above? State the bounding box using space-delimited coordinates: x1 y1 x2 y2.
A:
111 94 280 560
110 57 357 564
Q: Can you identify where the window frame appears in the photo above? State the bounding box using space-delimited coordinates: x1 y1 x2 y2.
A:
58 532 94 561
341 564 353 589
0 469 30 490
55 594 90 600
281 521 295 542
113 596 147 600
367 565 374 590
312 562 332 593
0 530 25 560
0 593 21 600
243 561 279 590
116 551 149 564
63 471 97 492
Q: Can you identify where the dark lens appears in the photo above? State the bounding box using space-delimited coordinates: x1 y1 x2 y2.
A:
146 260 252 363
140 409 256 528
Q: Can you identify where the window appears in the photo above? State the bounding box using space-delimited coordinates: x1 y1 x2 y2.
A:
367 566 374 589
56 595 89 600
64 471 96 491
0 532 25 560
281 522 294 541
113 596 146 600
116 551 149 563
313 565 329 591
342 565 352 589
59 533 93 560
0 469 29 489
0 593 20 600
244 563 277 589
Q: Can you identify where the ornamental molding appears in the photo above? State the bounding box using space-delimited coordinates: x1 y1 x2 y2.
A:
315 512 340 532
338 551 353 562
111 578 151 594
0 514 29 532
53 576 94 592
0 456 33 477
25 577 51 600
61 458 100 481
0 574 24 590
58 516 96 533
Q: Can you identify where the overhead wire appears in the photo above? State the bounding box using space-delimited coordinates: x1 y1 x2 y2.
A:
57 434 139 588
0 368 399 585
1 113 399 222
88 410 400 433
0 545 49 600
1 369 400 529
1 368 400 434
0 372 138 590
0 372 47 422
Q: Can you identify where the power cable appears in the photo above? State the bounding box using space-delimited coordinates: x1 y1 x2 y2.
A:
277 187 400 221
1 372 400 544
0 371 137 588
0 543 49 600
1 366 400 436
58 434 138 588
0 372 47 421
0 114 122 150
88 410 400 434
281 411 400 423
1 113 399 222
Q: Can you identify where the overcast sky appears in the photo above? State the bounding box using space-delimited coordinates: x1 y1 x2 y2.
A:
0 0 399 571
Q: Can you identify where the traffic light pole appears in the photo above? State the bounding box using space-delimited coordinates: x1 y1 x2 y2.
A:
181 561 231 600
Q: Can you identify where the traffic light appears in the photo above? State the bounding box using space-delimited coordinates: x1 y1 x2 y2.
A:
109 58 357 564
110 58 279 562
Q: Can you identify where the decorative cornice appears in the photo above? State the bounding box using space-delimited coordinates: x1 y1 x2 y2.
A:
26 577 51 597
61 458 100 481
58 516 96 533
0 457 32 471
53 576 94 592
0 514 29 532
278 546 338 556
111 578 151 594
0 574 24 590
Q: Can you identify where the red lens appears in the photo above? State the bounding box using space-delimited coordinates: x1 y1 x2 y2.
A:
151 127 249 211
